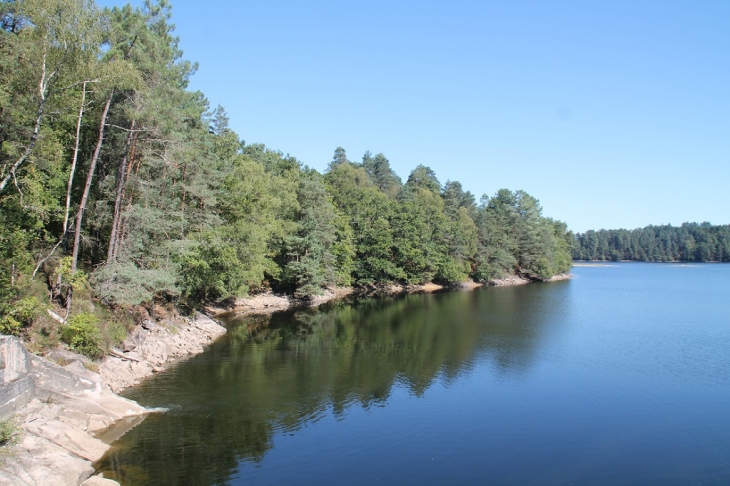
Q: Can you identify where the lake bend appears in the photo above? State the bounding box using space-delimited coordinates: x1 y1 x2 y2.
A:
96 263 730 485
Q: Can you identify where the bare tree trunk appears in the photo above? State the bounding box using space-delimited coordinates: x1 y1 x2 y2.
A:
63 82 87 235
31 83 88 280
71 90 114 273
107 119 136 263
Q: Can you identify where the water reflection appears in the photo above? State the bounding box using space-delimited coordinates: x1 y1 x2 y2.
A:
96 282 571 485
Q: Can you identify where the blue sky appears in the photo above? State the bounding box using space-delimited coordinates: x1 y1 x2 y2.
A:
98 0 729 233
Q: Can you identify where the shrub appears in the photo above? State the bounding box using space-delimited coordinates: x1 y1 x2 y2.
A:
61 313 103 359
0 296 43 335
0 418 19 446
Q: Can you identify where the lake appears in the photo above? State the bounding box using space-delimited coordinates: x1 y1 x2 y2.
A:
96 263 730 485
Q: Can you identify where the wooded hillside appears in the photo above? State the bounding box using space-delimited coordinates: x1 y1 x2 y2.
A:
0 0 572 345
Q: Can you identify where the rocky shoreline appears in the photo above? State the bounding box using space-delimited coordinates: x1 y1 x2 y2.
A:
0 272 571 485
204 281 480 318
0 313 227 486
205 275 570 317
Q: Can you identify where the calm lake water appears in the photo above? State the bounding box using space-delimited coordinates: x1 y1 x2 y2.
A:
96 263 730 485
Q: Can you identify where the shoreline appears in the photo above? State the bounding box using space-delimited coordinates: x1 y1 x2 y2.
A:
0 272 570 485
204 281 483 318
0 314 227 486
204 273 571 318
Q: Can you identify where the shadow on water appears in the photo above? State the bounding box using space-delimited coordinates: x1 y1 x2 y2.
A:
95 282 572 485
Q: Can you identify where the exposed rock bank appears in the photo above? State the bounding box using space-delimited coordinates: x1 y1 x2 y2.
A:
205 275 576 318
0 312 227 486
488 272 572 286
205 287 356 317
204 284 451 317
545 273 571 282
0 335 145 485
99 313 226 394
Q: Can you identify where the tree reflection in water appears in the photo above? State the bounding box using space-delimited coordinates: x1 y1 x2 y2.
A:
96 283 568 485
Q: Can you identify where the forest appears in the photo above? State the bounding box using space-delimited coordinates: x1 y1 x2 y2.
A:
0 0 572 349
572 223 730 262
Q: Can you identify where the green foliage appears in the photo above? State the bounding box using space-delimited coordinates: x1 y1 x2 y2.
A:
325 163 404 284
282 172 339 296
361 152 402 197
91 262 178 306
55 257 87 291
0 0 574 328
0 418 19 446
573 223 730 262
0 296 43 335
471 189 572 281
61 312 102 359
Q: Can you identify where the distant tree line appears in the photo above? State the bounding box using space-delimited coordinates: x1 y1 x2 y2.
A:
572 223 730 262
0 0 572 337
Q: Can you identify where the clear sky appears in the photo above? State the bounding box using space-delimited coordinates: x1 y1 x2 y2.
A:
98 0 729 233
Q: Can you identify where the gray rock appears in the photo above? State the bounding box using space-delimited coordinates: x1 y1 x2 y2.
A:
45 348 92 365
27 420 110 462
141 319 157 331
1 335 31 383
0 433 95 486
118 339 136 352
61 360 101 386
29 355 97 397
122 351 143 362
0 336 35 419
0 374 34 420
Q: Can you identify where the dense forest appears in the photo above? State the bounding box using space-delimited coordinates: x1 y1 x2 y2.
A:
573 223 730 262
0 0 572 347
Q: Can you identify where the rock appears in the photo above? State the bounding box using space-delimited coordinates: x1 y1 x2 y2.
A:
122 351 143 362
28 355 99 404
1 336 31 383
81 475 121 486
0 336 36 419
140 319 157 331
27 420 110 462
488 274 533 286
118 339 136 352
0 374 35 420
0 433 95 486
45 349 92 366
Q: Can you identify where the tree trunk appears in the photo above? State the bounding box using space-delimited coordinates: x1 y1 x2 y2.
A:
107 119 136 263
63 82 87 235
71 90 114 273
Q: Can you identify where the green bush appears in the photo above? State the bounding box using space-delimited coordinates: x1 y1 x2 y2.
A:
0 296 43 335
0 418 19 446
0 315 22 336
61 313 103 359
